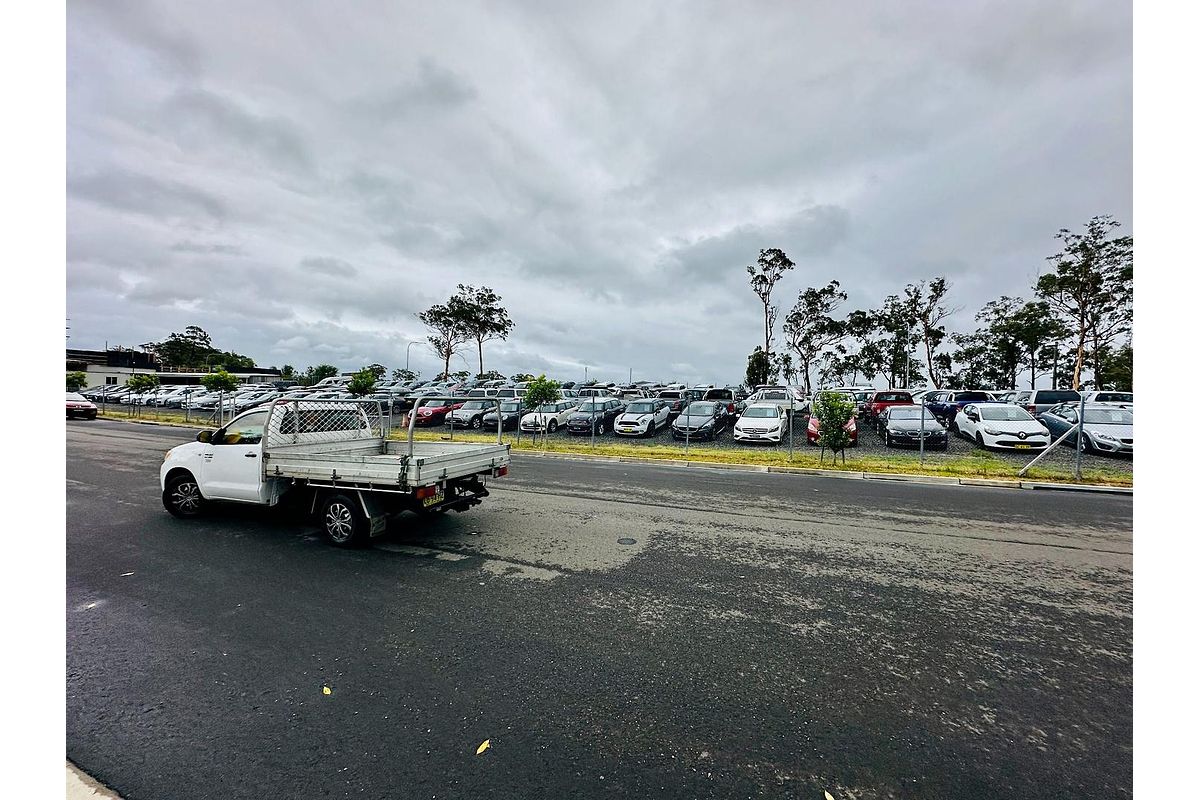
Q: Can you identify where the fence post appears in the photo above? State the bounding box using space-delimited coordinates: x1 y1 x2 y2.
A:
1074 395 1086 480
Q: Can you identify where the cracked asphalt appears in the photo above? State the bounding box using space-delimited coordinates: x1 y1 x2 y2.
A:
67 419 1131 799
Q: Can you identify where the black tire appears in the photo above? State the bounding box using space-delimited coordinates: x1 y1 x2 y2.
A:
948 418 958 434
548 420 558 433
884 432 892 448
320 493 369 548
163 473 206 518
1081 433 1094 454
470 415 482 430
975 432 986 451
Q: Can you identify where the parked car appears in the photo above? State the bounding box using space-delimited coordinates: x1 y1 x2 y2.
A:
734 403 791 444
865 390 914 422
746 387 806 416
656 390 694 419
1038 403 1133 455
806 413 858 446
1081 391 1133 410
1018 388 1082 417
412 398 464 427
993 390 1020 403
614 398 671 437
481 400 525 431
702 387 746 418
566 398 624 435
520 400 579 433
66 392 98 420
923 390 997 425
878 405 947 449
446 399 496 429
671 401 730 441
954 403 1050 451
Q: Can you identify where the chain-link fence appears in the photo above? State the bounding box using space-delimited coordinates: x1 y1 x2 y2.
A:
263 399 385 451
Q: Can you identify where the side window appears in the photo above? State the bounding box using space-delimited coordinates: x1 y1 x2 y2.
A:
220 411 269 445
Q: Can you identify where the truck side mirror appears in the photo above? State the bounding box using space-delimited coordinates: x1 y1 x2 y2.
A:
197 429 214 443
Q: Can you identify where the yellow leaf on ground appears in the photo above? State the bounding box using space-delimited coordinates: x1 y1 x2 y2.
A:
476 739 491 755
322 686 331 695
825 792 835 800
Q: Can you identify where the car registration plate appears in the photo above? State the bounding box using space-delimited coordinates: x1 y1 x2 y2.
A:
1013 444 1030 449
421 491 445 508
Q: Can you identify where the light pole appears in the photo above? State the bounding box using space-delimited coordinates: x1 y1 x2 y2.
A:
406 341 422 373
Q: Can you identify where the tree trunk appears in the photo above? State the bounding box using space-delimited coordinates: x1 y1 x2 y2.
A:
1072 327 1086 391
763 301 771 364
925 339 938 389
1029 349 1037 390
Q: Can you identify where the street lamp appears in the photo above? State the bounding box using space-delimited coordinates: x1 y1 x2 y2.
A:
406 340 422 372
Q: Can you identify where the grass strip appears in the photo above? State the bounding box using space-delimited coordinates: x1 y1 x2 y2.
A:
389 429 1132 488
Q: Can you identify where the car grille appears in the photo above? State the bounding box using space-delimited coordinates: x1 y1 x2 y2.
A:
1120 438 1133 445
996 438 1046 447
896 430 940 437
741 427 767 434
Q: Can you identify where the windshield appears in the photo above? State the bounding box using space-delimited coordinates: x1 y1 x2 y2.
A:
955 391 992 401
626 402 655 414
875 393 911 402
499 402 521 412
742 406 780 418
887 407 927 420
66 392 88 402
854 392 872 401
1037 390 1080 403
460 401 487 410
659 392 681 399
685 402 717 415
761 391 787 401
534 404 558 413
1096 392 1132 403
1085 408 1133 424
578 402 607 412
980 406 1035 422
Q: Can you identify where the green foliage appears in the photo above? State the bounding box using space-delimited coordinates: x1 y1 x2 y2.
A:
1035 215 1133 389
364 363 387 380
906 277 954 389
511 373 535 382
301 364 339 386
453 285 515 374
280 364 296 380
201 368 240 393
745 347 770 387
746 247 795 360
812 391 855 453
392 368 418 382
523 374 561 410
66 371 88 392
148 325 257 370
783 281 847 393
346 368 378 396
450 370 470 383
476 370 506 382
125 373 160 393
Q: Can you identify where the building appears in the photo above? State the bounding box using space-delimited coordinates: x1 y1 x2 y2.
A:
66 348 281 387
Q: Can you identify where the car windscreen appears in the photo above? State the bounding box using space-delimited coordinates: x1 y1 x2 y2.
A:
578 402 608 412
742 406 780 418
1084 408 1133 424
685 402 717 415
980 406 1035 422
626 402 655 414
1038 390 1081 403
876 393 912 402
534 404 559 413
499 402 521 412
459 401 487 410
955 392 991 401
887 407 926 420
762 392 787 401
854 392 872 401
658 392 681 399
66 392 88 402
1096 393 1132 403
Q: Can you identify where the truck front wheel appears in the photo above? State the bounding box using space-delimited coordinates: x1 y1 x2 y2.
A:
320 494 368 548
164 473 206 518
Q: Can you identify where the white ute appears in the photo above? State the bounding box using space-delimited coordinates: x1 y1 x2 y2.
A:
160 398 510 547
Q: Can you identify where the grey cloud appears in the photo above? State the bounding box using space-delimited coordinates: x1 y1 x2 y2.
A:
160 89 314 174
68 169 227 223
357 58 477 120
172 241 246 255
300 257 358 277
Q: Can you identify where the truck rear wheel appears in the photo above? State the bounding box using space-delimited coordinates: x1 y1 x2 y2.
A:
164 473 206 518
320 494 369 547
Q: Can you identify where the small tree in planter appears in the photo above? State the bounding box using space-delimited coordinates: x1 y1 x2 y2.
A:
812 390 855 466
125 373 161 416
522 374 561 446
346 367 377 397
202 368 240 425
67 371 88 392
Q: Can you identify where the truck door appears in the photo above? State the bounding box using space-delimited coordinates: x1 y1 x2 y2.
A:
202 410 270 502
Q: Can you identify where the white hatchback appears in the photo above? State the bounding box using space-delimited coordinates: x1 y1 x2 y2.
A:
955 403 1050 451
734 403 789 443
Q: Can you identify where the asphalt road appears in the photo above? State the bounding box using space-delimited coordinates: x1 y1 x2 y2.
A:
67 419 1132 800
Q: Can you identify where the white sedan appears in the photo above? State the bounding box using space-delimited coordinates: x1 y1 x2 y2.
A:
955 403 1050 451
613 399 671 437
519 400 579 433
734 403 789 444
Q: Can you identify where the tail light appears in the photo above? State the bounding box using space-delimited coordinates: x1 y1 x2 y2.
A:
415 485 439 500
1025 405 1037 413
728 403 735 413
495 465 508 477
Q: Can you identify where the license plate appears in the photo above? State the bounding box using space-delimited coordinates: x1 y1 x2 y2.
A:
421 491 445 508
1013 444 1030 449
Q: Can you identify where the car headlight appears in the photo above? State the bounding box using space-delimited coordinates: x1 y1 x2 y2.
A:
888 428 902 435
983 428 1002 436
163 448 173 462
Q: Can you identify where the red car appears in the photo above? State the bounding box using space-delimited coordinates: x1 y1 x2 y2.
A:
806 414 858 446
411 399 464 426
865 390 914 422
67 392 98 420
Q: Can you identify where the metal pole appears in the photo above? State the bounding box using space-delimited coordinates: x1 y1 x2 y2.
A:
1074 395 1086 480
788 391 794 461
919 402 926 466
684 403 690 457
590 402 596 450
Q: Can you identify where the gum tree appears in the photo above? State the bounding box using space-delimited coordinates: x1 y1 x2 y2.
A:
746 248 795 365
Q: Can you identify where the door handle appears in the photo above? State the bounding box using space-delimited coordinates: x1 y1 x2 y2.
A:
245 453 258 458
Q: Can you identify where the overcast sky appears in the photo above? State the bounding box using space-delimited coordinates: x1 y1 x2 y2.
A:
66 0 1131 384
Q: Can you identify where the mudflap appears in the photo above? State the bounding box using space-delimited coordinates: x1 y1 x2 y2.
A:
358 491 390 538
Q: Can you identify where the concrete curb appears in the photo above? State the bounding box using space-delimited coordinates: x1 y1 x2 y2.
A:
93 418 1132 494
